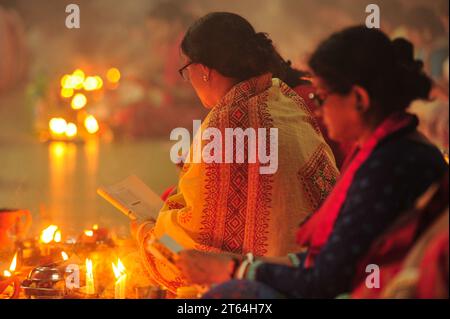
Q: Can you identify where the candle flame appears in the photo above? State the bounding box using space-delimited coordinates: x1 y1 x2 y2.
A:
54 230 62 243
85 258 95 294
61 69 85 90
3 270 12 277
40 225 59 243
71 69 85 89
65 123 78 138
94 76 103 89
86 258 93 274
61 87 74 98
9 253 17 272
61 74 72 88
106 68 121 83
71 93 87 110
84 230 94 237
92 224 99 230
112 258 126 279
84 115 99 134
61 251 69 261
49 118 67 135
83 76 98 91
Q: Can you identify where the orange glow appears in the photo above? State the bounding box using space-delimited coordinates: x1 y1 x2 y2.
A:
71 69 85 89
40 225 59 243
112 258 126 279
112 258 126 299
84 230 94 237
71 93 87 110
54 230 62 243
61 87 74 98
83 76 97 91
84 115 99 134
3 270 12 277
49 118 68 135
61 251 69 261
94 76 103 89
50 142 66 158
106 68 121 83
85 258 95 294
92 224 99 230
9 253 17 273
61 75 71 88
65 123 78 138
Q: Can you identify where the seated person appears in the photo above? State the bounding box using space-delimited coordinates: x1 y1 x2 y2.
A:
175 26 448 299
133 12 338 293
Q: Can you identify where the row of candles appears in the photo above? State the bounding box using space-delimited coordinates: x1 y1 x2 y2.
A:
84 257 127 299
1 224 128 299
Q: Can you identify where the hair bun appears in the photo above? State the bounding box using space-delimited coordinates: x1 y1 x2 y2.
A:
392 38 424 73
391 37 431 102
254 32 273 47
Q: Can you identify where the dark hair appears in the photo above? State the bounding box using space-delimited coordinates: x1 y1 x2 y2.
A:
181 12 291 82
309 26 432 116
283 60 311 87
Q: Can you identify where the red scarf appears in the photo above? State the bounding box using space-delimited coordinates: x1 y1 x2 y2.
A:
296 112 417 267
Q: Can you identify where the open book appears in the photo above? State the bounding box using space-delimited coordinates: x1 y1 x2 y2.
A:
97 175 184 260
97 175 163 222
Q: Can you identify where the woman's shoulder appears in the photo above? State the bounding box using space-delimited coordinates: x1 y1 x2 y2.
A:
361 133 447 183
265 78 315 116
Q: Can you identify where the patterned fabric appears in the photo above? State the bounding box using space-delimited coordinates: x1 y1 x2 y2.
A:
297 144 338 211
139 73 339 293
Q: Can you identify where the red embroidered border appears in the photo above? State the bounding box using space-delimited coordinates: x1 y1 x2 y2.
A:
297 144 338 211
198 75 274 255
253 91 273 256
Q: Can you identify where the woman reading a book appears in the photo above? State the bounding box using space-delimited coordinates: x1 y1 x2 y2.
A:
133 12 339 293
175 27 448 298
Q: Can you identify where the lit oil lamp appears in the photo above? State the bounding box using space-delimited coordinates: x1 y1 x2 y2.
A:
0 252 20 299
49 118 67 139
61 251 69 262
39 225 62 257
85 258 95 295
84 115 99 134
3 252 18 277
106 68 120 84
112 258 126 299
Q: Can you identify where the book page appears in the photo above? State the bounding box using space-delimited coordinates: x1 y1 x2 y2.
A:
159 234 183 254
97 175 164 221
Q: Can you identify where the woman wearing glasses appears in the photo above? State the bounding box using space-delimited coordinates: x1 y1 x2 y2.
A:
134 12 338 293
176 26 448 298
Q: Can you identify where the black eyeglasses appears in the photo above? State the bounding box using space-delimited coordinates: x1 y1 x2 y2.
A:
178 61 194 81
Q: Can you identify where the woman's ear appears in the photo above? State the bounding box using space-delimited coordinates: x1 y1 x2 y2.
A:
200 64 212 82
352 85 371 112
